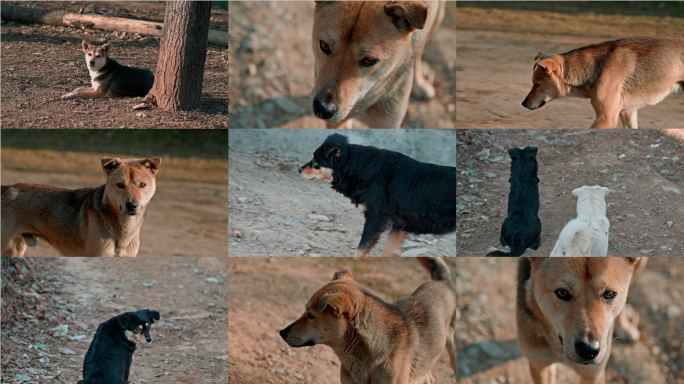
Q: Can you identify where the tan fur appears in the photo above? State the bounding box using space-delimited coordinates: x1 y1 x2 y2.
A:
280 258 457 384
1 157 160 257
522 37 684 129
311 1 445 128
517 257 647 384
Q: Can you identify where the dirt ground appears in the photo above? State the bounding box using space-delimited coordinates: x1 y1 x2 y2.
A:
1 1 228 129
456 257 684 384
228 149 457 257
228 257 456 383
457 129 684 256
1 257 228 383
228 1 456 129
455 8 684 128
0 149 229 257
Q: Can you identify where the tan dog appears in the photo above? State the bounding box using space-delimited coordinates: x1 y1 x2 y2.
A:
1 157 160 257
311 1 445 128
280 258 457 383
522 37 684 128
517 257 646 384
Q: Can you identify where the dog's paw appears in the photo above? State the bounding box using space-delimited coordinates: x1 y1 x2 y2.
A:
61 93 77 100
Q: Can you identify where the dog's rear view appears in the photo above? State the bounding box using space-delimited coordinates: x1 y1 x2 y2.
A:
487 147 542 256
79 309 160 384
550 185 610 256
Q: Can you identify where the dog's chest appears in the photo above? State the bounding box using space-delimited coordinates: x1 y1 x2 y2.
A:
88 69 108 90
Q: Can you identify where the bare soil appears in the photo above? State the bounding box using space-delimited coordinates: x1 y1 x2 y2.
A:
457 129 684 256
1 1 228 129
1 257 228 384
228 1 456 128
228 149 457 257
228 257 456 383
456 257 684 383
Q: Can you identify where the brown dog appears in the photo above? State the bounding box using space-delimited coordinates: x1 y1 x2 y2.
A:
517 257 646 384
280 257 457 383
522 37 684 129
311 1 445 128
1 157 160 257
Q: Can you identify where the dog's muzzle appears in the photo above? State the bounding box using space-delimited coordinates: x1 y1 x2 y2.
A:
312 99 336 120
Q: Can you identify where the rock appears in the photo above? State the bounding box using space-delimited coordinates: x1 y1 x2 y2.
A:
661 186 681 195
307 214 330 222
626 213 636 218
666 305 681 319
238 197 249 203
60 349 76 355
401 248 433 257
206 277 220 283
484 172 497 178
268 367 284 373
667 221 673 228
50 324 68 338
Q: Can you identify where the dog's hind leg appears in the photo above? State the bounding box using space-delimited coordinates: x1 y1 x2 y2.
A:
353 220 384 257
615 304 641 342
446 333 457 377
382 229 406 257
619 110 639 129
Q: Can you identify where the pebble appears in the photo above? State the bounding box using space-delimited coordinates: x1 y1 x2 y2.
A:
666 305 681 319
307 214 330 222
238 197 249 203
667 221 673 228
661 186 681 195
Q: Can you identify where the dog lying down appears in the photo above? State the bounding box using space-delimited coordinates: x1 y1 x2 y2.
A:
550 186 610 257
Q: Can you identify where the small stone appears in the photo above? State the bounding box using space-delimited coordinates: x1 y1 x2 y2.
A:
484 172 497 178
238 197 249 203
667 221 673 228
307 214 330 222
661 186 682 195
666 305 681 319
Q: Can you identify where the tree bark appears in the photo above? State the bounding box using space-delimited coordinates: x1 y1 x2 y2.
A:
150 1 213 111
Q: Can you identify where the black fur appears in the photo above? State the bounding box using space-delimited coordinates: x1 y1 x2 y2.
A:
299 134 456 254
97 58 154 97
487 147 542 257
78 309 160 384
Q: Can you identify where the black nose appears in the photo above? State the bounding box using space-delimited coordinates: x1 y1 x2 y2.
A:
313 99 335 120
126 202 139 211
522 100 526 107
89 61 95 66
298 167 302 174
146 337 152 343
575 340 600 361
279 328 288 340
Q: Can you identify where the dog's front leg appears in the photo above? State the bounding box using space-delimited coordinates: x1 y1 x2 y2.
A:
382 229 406 257
61 87 105 100
353 219 385 257
619 110 639 129
528 361 556 384
589 71 626 129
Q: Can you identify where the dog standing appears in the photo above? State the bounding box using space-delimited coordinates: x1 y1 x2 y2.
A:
79 309 160 384
522 37 684 129
62 40 154 100
487 147 542 256
517 257 646 384
1 157 161 257
279 257 457 383
550 186 610 257
311 1 446 128
298 134 456 257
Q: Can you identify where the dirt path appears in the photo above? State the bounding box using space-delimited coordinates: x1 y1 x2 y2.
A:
228 1 456 128
1 169 228 257
456 257 684 383
228 257 456 383
1 1 228 129
457 129 684 256
455 29 684 128
1 257 228 383
228 149 457 257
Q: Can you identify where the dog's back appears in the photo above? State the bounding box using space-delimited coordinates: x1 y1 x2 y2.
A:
79 317 135 384
101 58 154 97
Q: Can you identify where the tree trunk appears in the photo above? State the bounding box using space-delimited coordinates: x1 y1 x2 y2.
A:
150 1 212 111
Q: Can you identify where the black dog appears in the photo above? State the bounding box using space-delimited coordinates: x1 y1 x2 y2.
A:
79 309 160 384
298 134 456 256
487 147 542 256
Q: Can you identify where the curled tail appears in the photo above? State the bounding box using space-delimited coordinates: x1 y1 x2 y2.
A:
486 238 526 257
418 257 452 282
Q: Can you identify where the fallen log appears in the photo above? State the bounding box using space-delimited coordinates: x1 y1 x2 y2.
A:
0 4 227 47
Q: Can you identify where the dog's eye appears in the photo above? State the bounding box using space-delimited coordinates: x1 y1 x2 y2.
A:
320 41 331 55
116 183 125 189
307 313 315 320
554 289 572 301
534 83 540 88
361 57 378 67
139 182 146 188
603 291 616 300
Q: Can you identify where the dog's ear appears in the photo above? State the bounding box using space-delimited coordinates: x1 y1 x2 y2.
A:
141 158 161 175
507 148 521 159
101 42 112 54
318 292 356 317
332 269 354 281
142 309 161 323
82 40 92 53
101 157 122 175
536 57 561 77
323 143 342 159
534 51 551 61
624 257 640 266
118 313 134 329
597 186 610 197
384 1 430 33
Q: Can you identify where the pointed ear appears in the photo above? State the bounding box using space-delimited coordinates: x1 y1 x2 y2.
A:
102 42 112 54
332 270 354 281
118 313 133 329
384 1 430 33
624 257 640 267
144 309 161 322
101 157 122 175
598 186 610 197
534 51 550 61
536 58 560 77
572 187 583 198
82 40 92 53
318 292 354 317
141 158 161 175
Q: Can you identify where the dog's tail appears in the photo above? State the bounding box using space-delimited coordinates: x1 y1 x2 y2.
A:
418 257 452 282
486 238 526 257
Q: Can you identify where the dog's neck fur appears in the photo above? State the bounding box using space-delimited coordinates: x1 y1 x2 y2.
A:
559 50 604 99
575 193 607 223
98 185 145 256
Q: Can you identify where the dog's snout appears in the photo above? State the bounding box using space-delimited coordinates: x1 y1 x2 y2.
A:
89 60 95 66
313 99 335 120
279 328 289 340
298 167 303 174
146 336 152 343
126 201 139 211
574 340 600 361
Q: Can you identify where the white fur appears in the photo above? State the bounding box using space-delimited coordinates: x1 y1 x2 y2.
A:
550 185 610 257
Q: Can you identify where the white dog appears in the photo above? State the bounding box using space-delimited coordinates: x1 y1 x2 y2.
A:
550 185 610 257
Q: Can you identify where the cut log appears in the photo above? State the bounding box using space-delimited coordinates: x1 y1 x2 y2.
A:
0 4 227 46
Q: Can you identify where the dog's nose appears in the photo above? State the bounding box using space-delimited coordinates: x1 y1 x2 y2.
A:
574 340 600 361
279 328 288 340
89 61 95 66
313 99 335 120
146 337 152 343
126 202 139 211
298 167 302 174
